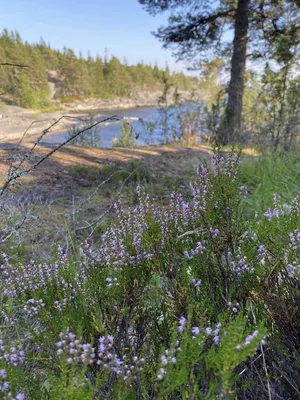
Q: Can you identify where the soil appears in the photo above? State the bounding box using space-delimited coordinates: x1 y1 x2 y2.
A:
0 141 212 258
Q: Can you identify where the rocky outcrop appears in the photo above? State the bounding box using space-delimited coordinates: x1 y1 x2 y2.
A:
0 88 203 141
62 89 201 112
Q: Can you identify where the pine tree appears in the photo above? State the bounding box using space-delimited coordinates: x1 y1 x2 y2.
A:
139 0 300 144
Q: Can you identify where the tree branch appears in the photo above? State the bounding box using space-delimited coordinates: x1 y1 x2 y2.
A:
0 62 28 68
0 115 121 196
0 83 21 97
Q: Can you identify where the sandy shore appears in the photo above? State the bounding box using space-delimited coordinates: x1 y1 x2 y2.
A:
0 106 82 142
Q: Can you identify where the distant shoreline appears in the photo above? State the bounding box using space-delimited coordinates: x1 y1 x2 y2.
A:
0 90 202 142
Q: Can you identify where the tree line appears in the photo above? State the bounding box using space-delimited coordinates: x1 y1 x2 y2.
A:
0 29 199 109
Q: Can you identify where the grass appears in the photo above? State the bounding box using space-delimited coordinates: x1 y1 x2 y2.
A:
240 149 300 213
68 160 152 184
37 105 63 113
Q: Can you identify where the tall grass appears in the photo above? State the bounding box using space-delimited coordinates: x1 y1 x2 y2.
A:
240 149 300 213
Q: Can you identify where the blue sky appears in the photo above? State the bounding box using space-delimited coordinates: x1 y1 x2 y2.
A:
0 0 190 72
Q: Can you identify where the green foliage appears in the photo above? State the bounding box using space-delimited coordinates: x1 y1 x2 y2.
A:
68 160 152 185
113 122 137 148
1 149 300 398
67 116 102 147
0 29 198 109
19 76 39 109
239 150 300 214
158 102 203 144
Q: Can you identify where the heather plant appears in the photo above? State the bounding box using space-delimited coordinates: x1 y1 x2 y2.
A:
0 149 299 398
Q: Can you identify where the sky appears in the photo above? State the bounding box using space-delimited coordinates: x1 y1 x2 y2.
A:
0 0 191 73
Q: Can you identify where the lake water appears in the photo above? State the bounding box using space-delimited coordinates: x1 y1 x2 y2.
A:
41 104 204 148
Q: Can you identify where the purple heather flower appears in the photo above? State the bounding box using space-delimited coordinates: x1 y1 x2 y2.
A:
239 185 248 198
192 327 200 336
178 316 186 333
184 250 192 260
161 355 168 366
192 279 201 288
205 327 212 335
289 229 300 250
245 330 259 346
1 381 9 392
213 336 220 345
15 394 25 400
209 227 219 238
107 335 114 344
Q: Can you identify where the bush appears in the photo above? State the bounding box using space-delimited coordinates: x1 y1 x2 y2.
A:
112 122 137 148
67 116 102 147
0 149 299 398
19 80 39 109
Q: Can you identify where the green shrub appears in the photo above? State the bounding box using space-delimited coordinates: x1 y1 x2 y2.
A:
113 122 137 148
0 149 299 398
19 80 39 109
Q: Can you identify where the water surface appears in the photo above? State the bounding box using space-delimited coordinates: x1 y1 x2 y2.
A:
41 104 204 148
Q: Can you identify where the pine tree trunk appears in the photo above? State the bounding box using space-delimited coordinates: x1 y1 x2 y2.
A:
218 0 249 145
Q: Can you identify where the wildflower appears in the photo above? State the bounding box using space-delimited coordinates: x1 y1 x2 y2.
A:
289 229 300 250
231 247 253 275
209 227 219 238
178 317 186 333
184 250 192 260
1 381 9 392
287 262 300 278
263 207 284 221
192 327 200 337
191 279 201 288
239 185 248 198
15 394 25 400
161 355 168 366
244 330 259 346
213 336 220 345
205 327 212 335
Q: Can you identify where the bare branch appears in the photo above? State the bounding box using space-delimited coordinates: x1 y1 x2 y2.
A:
0 115 121 196
12 115 86 172
75 167 139 235
0 83 21 97
0 62 28 68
